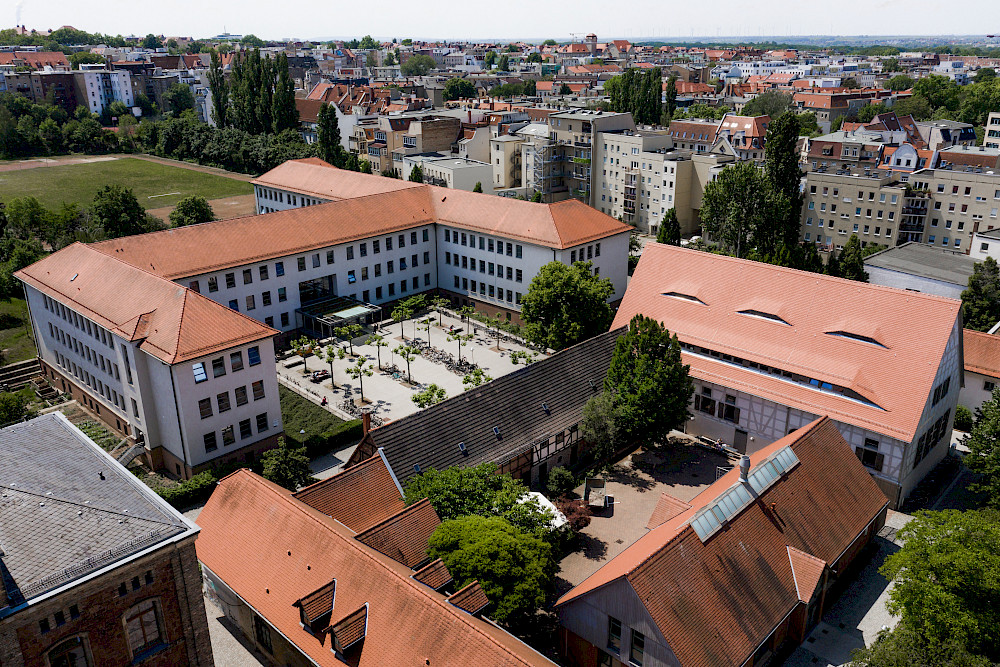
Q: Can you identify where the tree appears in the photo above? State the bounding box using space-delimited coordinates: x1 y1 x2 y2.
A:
858 102 889 123
429 295 450 325
875 509 1000 662
887 74 915 91
764 111 804 250
346 356 374 403
383 51 396 66
141 34 162 50
581 391 622 463
841 77 860 89
497 54 509 72
542 39 557 46
261 437 313 490
419 317 434 348
207 51 229 128
462 368 492 389
700 161 790 258
521 261 614 350
881 58 900 73
241 34 265 48
839 234 869 282
68 52 105 69
443 77 476 101
546 466 576 498
484 51 497 69
850 622 994 667
974 68 996 84
472 181 483 193
964 387 1000 506
400 54 436 76
316 102 343 167
954 404 974 432
163 83 195 115
412 383 447 408
530 190 543 203
741 90 793 118
336 323 364 356
605 315 693 447
664 76 678 122
558 83 572 96
359 35 378 50
271 53 299 133
392 304 413 339
393 344 417 383
913 74 961 112
169 195 215 227
656 208 681 245
90 185 149 239
323 344 343 386
527 52 542 64
403 463 553 535
291 336 317 373
447 329 473 362
427 516 556 628
408 164 423 182
366 334 388 369
798 111 820 136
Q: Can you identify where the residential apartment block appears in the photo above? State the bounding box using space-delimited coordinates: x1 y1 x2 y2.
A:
985 111 1000 149
16 244 283 479
617 243 962 508
0 413 214 667
349 114 462 176
249 158 631 323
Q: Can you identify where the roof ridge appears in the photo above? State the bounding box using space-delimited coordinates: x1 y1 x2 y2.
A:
353 497 431 538
234 471 545 665
4 486 184 528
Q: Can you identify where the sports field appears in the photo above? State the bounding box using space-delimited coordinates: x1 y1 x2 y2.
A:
0 157 252 210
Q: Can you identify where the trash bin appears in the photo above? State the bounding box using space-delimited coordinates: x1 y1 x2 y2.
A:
605 495 614 508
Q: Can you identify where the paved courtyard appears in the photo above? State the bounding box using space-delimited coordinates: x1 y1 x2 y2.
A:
556 437 735 594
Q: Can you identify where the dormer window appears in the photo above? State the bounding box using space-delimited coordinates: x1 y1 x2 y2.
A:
737 309 790 326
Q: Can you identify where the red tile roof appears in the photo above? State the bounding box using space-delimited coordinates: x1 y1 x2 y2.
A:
787 546 826 602
15 243 276 365
0 51 70 69
412 558 453 591
292 454 405 533
354 498 441 568
963 329 1000 380
612 244 961 442
556 417 888 667
646 493 692 530
196 470 557 666
448 581 490 615
252 157 422 201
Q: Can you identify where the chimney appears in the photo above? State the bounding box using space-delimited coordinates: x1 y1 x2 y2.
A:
738 455 751 483
361 409 371 435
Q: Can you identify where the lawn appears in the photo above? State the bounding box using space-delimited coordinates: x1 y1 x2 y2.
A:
279 384 363 457
0 157 252 210
0 298 37 364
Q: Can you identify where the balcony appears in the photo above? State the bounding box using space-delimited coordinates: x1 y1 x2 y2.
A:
572 157 591 165
574 140 591 148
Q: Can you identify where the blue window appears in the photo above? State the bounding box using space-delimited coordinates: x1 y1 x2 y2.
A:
248 346 261 366
275 262 284 277
228 299 238 311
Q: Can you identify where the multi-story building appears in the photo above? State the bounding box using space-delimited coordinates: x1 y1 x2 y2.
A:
16 244 283 479
490 133 524 190
399 154 494 193
959 329 1000 414
0 412 214 666
349 114 462 176
985 111 1000 149
800 170 909 250
105 158 630 331
73 69 134 115
909 167 1000 251
664 115 770 162
617 243 963 508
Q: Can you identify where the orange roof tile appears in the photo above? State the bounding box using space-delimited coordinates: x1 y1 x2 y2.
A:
448 581 490 615
646 493 692 530
15 244 275 365
787 546 826 602
612 244 960 441
556 418 888 667
196 470 556 666
251 158 422 201
412 558 453 591
963 329 1000 380
354 498 441 568
293 454 404 533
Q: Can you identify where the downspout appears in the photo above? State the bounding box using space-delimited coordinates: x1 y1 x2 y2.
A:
168 363 192 479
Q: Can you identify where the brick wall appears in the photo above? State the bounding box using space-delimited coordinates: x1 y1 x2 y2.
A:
0 537 214 666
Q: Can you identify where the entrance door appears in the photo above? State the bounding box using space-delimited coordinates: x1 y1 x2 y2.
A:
734 429 749 454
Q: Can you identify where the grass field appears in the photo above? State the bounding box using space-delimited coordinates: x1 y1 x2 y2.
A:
0 157 252 210
0 299 37 364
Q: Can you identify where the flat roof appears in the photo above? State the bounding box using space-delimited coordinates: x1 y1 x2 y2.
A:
864 241 976 286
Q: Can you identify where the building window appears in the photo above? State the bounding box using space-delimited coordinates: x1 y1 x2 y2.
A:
262 291 272 307
855 438 883 471
985 380 995 392
278 287 287 302
192 362 207 384
217 392 231 413
199 398 213 419
312 253 320 268
124 599 164 658
188 280 200 293
630 630 645 666
607 617 622 653
248 346 261 366
259 265 269 280
243 269 253 285
212 357 226 378
281 312 289 327
235 386 248 406
275 261 285 276
297 257 306 271
204 432 217 452
225 273 236 289
253 614 273 654
256 412 269 432
208 277 218 292
46 636 93 667
222 425 235 447
252 380 265 401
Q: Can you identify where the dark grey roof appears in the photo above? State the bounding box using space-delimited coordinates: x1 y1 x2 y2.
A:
368 329 625 482
0 414 191 612
863 241 976 286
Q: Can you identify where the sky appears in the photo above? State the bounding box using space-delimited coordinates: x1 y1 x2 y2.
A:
14 0 1000 43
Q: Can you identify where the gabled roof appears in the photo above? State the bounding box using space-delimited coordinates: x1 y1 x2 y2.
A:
963 329 1000 380
251 158 422 202
646 493 692 530
293 454 404 533
787 546 826 602
412 558 453 591
354 498 441 568
448 581 490 615
556 418 888 667
15 243 275 365
613 244 960 441
351 329 624 481
196 470 556 666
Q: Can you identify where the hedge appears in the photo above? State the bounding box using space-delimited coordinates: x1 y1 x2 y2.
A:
279 385 363 458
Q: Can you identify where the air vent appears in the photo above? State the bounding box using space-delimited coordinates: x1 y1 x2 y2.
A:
738 309 790 326
662 291 706 305
825 331 887 348
458 442 467 454
413 464 421 473
542 403 550 415
492 426 501 438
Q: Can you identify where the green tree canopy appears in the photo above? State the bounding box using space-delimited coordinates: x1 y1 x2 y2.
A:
974 67 996 84
605 68 662 125
408 164 423 182
912 74 961 112
841 77 860 89
443 77 476 101
412 383 447 408
700 161 790 258
558 82 572 95
580 391 623 463
838 233 869 282
261 437 313 490
90 185 151 239
877 509 1000 662
241 34 265 48
741 90 792 118
358 35 378 50
169 195 215 227
605 315 693 446
68 52 105 69
403 463 553 536
964 387 1000 506
163 83 195 115
316 102 344 167
858 102 889 123
850 622 994 667
427 515 556 628
400 54 436 76
961 257 1000 332
887 74 915 91
656 208 681 245
521 260 614 350
497 54 509 72
764 111 804 249
141 34 162 50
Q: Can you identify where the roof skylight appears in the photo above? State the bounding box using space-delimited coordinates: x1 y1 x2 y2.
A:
825 331 888 349
662 291 706 305
738 309 790 326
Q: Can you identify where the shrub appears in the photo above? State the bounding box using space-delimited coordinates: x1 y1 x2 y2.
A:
154 471 217 508
546 466 576 498
555 498 592 532
955 404 973 432
279 385 363 457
